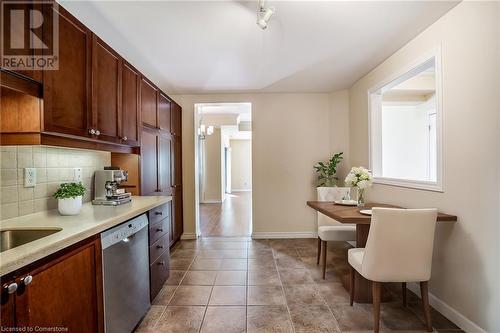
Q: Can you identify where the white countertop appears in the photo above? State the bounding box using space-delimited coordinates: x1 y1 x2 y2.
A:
0 196 171 276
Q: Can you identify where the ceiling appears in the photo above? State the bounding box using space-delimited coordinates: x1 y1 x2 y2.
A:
200 103 252 122
60 1 458 94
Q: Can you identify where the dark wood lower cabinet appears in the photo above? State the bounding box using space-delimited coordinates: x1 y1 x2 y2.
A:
0 236 103 333
171 186 183 246
147 204 171 301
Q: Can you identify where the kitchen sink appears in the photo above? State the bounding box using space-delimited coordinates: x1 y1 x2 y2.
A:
0 228 62 252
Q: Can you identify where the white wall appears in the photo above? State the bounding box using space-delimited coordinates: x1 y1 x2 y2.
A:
172 91 350 237
230 139 252 191
348 3 500 331
201 128 223 203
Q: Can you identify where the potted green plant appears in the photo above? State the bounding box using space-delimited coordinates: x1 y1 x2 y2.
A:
53 182 86 216
314 152 347 201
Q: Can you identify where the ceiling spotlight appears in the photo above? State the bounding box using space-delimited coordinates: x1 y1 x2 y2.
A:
257 0 275 30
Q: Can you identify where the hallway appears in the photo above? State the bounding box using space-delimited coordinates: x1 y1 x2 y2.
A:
200 191 251 237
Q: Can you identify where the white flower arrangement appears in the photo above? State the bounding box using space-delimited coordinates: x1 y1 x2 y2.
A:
344 166 373 188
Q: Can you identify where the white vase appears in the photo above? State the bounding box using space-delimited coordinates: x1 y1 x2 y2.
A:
58 196 83 216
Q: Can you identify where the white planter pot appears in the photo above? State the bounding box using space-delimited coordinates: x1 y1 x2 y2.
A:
316 186 350 201
58 196 83 216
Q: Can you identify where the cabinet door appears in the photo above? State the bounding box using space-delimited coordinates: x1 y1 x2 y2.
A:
121 62 140 146
0 277 16 329
171 186 183 244
171 102 182 135
15 239 103 333
140 128 159 195
140 78 158 128
91 35 121 144
158 133 172 195
42 4 92 137
171 135 182 187
158 93 171 132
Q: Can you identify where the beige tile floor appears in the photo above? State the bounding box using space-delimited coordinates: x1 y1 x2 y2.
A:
135 238 464 333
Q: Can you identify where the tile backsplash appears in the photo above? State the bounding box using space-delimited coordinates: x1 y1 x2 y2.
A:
0 146 111 220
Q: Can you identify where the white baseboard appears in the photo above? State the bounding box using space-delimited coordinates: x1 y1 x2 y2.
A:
200 200 223 204
251 232 318 239
180 233 198 240
231 189 252 192
407 283 485 333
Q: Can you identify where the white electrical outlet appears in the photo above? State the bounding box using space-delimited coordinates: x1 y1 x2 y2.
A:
73 167 83 182
24 168 36 187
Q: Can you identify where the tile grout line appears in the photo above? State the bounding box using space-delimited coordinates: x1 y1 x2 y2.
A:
274 244 297 333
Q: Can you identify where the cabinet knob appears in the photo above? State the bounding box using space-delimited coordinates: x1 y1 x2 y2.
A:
156 245 164 249
89 128 96 135
122 136 128 141
156 228 164 232
95 129 101 136
3 283 18 294
21 275 33 286
157 261 165 266
155 211 163 216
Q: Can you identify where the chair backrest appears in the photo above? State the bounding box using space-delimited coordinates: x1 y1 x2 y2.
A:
361 207 438 282
317 187 350 227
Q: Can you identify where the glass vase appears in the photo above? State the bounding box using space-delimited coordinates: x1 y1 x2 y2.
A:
357 189 365 207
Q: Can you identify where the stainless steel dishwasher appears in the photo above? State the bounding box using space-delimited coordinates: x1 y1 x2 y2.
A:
101 214 150 333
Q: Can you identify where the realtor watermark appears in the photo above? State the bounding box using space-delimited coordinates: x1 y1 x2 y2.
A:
1 1 59 70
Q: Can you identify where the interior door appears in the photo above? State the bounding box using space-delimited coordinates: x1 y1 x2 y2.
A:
92 35 122 143
121 62 140 146
42 4 92 137
140 128 159 196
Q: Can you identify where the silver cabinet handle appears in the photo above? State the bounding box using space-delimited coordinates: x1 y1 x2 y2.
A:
156 245 164 249
3 283 18 294
95 130 101 136
21 275 33 286
156 228 163 232
157 261 165 266
122 136 128 141
155 211 163 216
89 128 96 135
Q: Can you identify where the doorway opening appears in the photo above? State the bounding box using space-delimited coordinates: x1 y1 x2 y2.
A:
194 103 252 238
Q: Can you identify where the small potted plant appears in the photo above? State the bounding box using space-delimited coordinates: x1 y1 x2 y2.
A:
314 152 344 200
344 167 373 207
53 182 86 216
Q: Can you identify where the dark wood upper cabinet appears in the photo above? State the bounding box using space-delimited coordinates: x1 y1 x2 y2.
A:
42 4 92 138
158 93 172 132
91 35 122 144
158 133 172 195
171 102 182 136
140 127 159 196
121 62 140 146
140 78 158 128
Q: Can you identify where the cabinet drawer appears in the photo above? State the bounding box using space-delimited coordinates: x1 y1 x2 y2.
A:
150 233 169 265
150 250 170 300
148 203 170 225
149 218 169 244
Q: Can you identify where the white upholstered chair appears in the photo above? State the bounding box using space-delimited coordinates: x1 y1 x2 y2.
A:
316 187 356 279
348 208 438 333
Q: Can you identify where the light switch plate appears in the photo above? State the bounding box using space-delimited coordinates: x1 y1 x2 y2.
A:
73 167 83 182
24 168 36 187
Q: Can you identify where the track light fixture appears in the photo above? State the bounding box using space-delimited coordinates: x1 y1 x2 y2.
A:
257 0 275 30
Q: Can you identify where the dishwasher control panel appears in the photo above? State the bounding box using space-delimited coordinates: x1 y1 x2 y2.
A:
101 214 149 250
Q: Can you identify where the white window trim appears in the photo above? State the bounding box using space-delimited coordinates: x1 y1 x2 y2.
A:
367 47 444 192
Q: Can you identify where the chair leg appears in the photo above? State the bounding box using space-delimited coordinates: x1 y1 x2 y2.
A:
322 240 327 279
349 266 355 306
317 237 321 265
420 281 433 332
402 282 407 306
372 281 381 333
